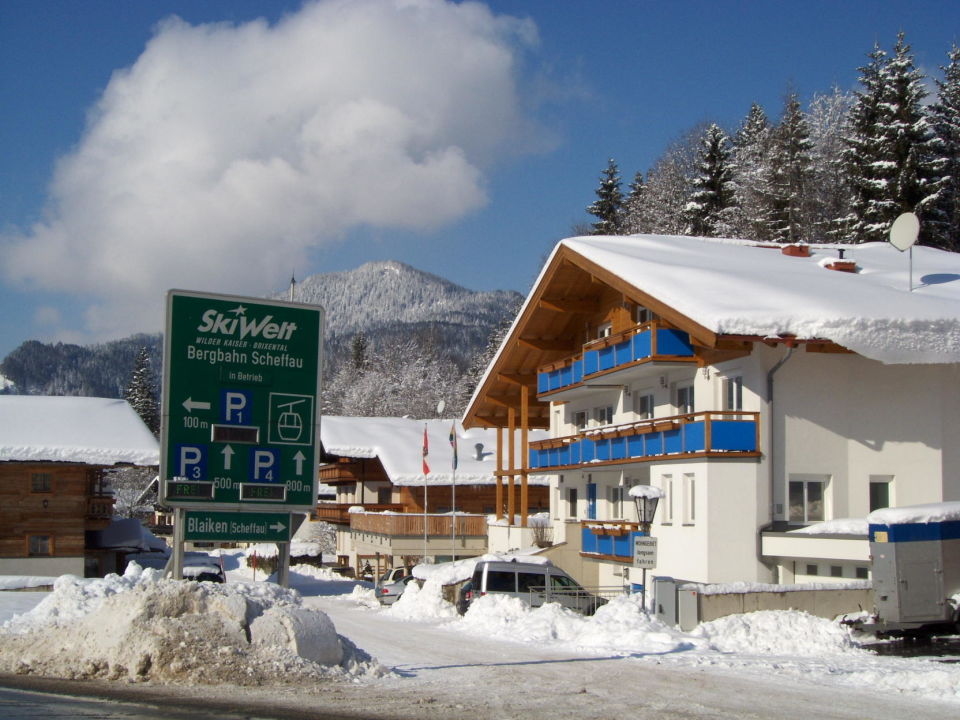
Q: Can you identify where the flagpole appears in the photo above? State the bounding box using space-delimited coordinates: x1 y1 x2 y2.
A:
450 422 458 562
423 423 429 562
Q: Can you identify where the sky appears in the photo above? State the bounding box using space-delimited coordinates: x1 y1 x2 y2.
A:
1 0 958 360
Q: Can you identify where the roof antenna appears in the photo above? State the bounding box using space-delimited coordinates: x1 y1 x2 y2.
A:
289 271 297 302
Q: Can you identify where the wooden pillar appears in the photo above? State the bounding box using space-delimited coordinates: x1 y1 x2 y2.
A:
507 406 516 523
520 384 529 528
496 426 504 520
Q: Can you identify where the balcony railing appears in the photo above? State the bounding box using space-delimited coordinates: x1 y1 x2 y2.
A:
86 495 115 519
580 520 644 560
529 411 759 471
350 512 487 538
314 502 404 524
538 322 695 397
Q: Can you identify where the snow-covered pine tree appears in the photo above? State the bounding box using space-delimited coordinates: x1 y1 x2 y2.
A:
124 346 159 436
621 170 646 234
587 158 624 234
633 125 704 235
807 87 856 242
350 331 369 373
685 124 736 237
842 34 945 244
766 93 815 244
729 103 773 241
929 45 960 251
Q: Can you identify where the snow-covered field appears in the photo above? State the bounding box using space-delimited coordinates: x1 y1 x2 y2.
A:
2 551 959 719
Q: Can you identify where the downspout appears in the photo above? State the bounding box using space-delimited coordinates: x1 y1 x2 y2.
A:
762 346 795 581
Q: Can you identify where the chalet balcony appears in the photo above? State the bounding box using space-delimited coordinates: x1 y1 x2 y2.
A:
537 322 696 400
580 520 645 562
350 512 487 538
314 502 405 525
85 495 115 530
529 411 760 472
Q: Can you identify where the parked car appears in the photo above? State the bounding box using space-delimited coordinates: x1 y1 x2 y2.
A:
377 574 417 605
377 566 410 586
181 562 225 583
469 559 604 615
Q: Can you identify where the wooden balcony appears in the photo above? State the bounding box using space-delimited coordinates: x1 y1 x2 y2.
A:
85 495 115 530
349 512 487 538
314 503 405 524
529 411 760 471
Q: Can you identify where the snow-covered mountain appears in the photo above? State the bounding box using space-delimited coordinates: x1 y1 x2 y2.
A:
1 261 523 396
282 260 521 337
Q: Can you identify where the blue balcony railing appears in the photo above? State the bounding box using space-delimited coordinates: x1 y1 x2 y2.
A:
537 323 695 396
528 412 759 471
580 522 646 558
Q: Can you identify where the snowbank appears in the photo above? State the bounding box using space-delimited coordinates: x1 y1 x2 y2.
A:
0 563 385 685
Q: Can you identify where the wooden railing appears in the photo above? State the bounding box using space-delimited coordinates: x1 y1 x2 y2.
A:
86 495 115 519
350 512 487 537
314 503 404 524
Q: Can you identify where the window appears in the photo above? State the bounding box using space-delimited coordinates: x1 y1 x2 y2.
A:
634 391 654 420
682 473 696 524
608 486 623 519
789 476 827 523
597 323 613 339
806 564 819 576
723 376 743 411
662 474 674 523
869 475 892 512
593 405 614 426
487 571 516 592
31 473 52 493
572 411 587 430
830 566 843 578
676 384 694 415
377 487 392 505
855 567 869 580
567 488 578 518
518 572 545 592
28 535 51 556
634 306 652 325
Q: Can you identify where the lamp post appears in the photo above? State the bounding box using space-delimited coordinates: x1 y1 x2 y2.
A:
629 485 663 611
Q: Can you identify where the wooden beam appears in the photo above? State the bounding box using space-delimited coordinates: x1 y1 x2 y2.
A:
520 385 529 528
518 337 575 352
486 394 515 409
498 372 536 386
538 297 598 313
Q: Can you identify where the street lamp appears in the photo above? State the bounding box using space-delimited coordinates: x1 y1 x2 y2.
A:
628 484 663 611
629 484 662 534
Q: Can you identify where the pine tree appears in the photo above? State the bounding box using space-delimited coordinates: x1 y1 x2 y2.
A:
729 103 773 241
633 125 703 235
929 45 960 250
807 87 856 241
766 93 815 243
685 124 736 237
350 332 369 373
124 346 160 436
621 170 646 234
586 158 624 234
842 34 944 243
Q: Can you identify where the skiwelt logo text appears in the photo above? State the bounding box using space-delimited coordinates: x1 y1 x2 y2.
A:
196 308 298 341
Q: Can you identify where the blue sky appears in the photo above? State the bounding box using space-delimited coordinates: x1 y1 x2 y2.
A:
1 0 958 359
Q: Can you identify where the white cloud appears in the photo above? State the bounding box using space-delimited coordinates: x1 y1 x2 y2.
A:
2 0 539 340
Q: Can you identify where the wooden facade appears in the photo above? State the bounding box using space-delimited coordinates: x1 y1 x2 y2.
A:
0 461 115 575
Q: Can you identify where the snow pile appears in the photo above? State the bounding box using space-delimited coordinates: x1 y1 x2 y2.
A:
788 518 869 535
0 575 58 590
868 501 960 525
0 563 385 685
348 584 381 609
385 577 459 621
691 610 863 656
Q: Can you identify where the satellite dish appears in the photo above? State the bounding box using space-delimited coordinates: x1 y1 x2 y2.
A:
436 399 446 416
889 212 919 252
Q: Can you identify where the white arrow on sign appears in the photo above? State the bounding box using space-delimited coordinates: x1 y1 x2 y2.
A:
293 450 306 476
182 397 211 413
269 521 287 533
221 445 234 470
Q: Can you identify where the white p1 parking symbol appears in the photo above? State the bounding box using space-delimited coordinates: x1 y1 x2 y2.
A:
249 448 280 482
221 389 252 425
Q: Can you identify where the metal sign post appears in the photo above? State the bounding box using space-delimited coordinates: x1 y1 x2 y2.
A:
633 535 658 611
159 290 323 585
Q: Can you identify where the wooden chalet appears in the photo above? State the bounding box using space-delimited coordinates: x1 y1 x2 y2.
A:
0 396 160 577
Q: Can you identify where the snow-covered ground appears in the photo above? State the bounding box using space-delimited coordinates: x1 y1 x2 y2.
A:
2 551 959 719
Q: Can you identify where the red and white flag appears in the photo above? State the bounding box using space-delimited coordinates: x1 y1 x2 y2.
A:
422 424 430 475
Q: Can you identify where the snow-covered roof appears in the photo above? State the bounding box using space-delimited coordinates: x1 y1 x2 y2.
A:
867 501 960 526
320 416 548 486
0 396 159 466
561 235 960 365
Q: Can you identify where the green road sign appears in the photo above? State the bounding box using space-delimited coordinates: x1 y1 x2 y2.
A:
183 510 292 542
160 290 323 511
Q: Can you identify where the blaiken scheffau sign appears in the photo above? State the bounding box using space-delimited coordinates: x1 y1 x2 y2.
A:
160 290 323 512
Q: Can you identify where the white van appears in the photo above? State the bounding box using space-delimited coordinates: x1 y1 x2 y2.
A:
468 559 604 615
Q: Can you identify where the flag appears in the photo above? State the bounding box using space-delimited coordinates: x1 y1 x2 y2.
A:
422 424 430 475
449 422 458 471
